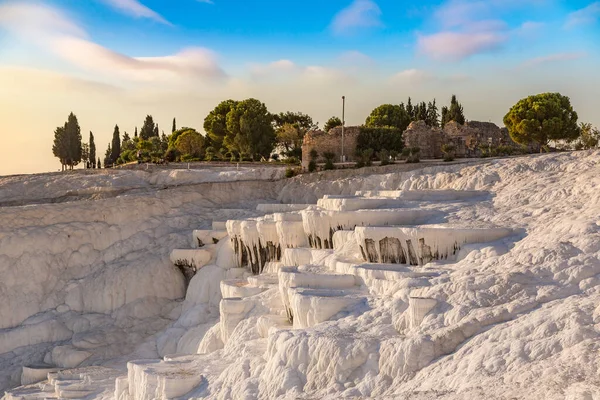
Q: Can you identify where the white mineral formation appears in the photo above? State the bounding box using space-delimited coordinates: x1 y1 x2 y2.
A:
2 152 600 400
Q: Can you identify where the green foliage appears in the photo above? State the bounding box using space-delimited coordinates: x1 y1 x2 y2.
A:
284 156 300 165
140 115 157 140
172 118 177 133
503 92 580 149
309 149 319 161
89 132 96 168
52 112 82 170
405 147 421 163
97 158 101 169
205 146 216 161
118 149 137 164
355 148 374 168
322 151 336 170
285 168 297 178
181 154 201 162
357 126 404 154
204 100 239 150
164 147 180 162
308 160 317 172
324 116 342 132
276 123 303 154
273 111 316 132
577 123 600 149
111 125 121 164
104 144 112 167
377 149 391 166
441 143 455 162
365 104 411 131
441 95 465 127
225 98 275 161
175 130 206 158
81 143 90 167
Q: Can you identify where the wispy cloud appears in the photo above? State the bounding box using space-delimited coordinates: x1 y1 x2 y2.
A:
565 2 600 28
331 0 382 35
0 2 224 83
418 30 506 61
98 0 170 24
390 69 432 85
521 52 587 68
249 59 349 85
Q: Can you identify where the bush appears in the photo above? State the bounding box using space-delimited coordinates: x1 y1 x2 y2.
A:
357 126 404 154
285 167 297 178
284 156 300 165
355 148 374 168
406 147 420 163
309 149 319 161
308 160 317 172
181 154 201 162
441 144 455 162
324 160 335 170
377 149 391 166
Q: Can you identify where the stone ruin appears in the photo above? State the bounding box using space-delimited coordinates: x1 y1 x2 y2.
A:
301 126 360 169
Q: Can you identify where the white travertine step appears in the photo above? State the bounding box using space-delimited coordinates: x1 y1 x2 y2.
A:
20 365 60 386
355 189 489 201
256 204 312 213
353 264 441 281
281 248 332 267
256 314 291 338
127 358 204 400
408 297 438 329
192 230 228 248
302 207 442 249
247 273 279 287
169 249 212 269
220 297 255 343
220 279 266 299
288 288 366 329
212 221 227 231
317 196 405 212
355 225 513 265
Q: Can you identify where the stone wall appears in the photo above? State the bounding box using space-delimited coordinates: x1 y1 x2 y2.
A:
301 127 359 169
444 121 515 157
403 121 445 159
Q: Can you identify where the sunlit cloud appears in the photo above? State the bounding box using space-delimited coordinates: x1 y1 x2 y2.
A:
418 30 506 61
98 0 170 24
521 52 587 68
565 2 600 28
331 0 382 35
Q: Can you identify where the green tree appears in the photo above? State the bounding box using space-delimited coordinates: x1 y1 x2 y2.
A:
140 115 156 140
406 97 414 120
89 132 96 168
276 123 304 154
82 143 90 168
503 92 580 150
324 116 342 132
97 157 101 169
153 124 159 138
273 111 316 131
442 95 465 126
172 118 177 133
175 129 206 158
365 104 411 131
111 125 121 163
426 100 440 127
225 98 275 161
134 127 138 139
104 144 112 167
204 100 239 150
122 132 135 152
441 106 449 128
52 112 82 170
577 123 599 149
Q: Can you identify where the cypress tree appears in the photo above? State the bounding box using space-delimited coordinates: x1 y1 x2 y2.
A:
98 157 102 169
172 118 176 133
104 144 112 167
153 123 159 137
406 97 414 121
111 125 121 163
63 113 82 170
140 115 155 140
134 127 138 139
89 132 96 168
52 124 67 171
447 95 465 125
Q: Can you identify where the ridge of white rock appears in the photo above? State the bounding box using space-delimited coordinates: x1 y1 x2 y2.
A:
3 151 600 400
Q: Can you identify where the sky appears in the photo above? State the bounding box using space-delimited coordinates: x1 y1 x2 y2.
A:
0 0 598 175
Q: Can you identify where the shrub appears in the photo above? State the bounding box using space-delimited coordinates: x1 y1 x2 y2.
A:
441 144 455 162
181 154 201 162
309 149 319 161
377 149 391 166
357 126 404 154
308 160 317 172
285 168 296 178
406 147 420 163
284 156 300 165
164 147 180 162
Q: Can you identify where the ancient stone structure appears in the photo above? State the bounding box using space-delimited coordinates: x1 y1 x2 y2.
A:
302 120 533 163
403 121 445 159
301 126 360 169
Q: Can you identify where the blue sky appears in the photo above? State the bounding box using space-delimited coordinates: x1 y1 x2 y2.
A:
0 0 598 174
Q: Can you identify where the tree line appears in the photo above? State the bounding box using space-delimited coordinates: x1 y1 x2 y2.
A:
51 93 598 170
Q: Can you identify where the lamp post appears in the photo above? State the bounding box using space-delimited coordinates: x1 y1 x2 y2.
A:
341 96 346 163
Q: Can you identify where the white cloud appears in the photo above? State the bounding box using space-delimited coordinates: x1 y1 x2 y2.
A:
390 69 432 85
98 0 170 24
418 30 506 61
565 2 600 28
521 52 587 67
331 0 382 35
0 2 223 84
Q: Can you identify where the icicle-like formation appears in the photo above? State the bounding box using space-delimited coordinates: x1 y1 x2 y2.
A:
274 212 309 249
408 297 437 329
226 219 247 269
256 215 282 267
355 225 513 265
302 208 441 249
